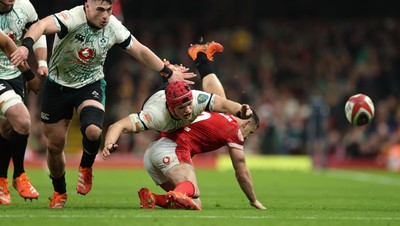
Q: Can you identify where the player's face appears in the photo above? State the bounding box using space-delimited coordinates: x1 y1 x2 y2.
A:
0 0 15 6
0 0 15 11
85 0 113 29
242 123 257 140
174 101 193 120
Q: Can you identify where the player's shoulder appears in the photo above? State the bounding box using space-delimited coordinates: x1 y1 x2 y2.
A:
65 5 85 17
108 15 122 26
143 90 166 108
15 0 32 7
107 15 129 32
192 90 212 104
54 5 85 26
14 0 35 12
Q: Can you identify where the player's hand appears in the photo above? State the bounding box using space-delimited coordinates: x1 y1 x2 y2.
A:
163 59 190 72
10 46 29 67
250 200 266 210
26 76 41 94
237 104 252 119
37 65 48 77
168 70 196 85
163 59 196 85
102 143 118 159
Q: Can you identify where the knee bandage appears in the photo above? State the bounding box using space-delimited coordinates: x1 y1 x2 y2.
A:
80 106 104 133
0 90 23 119
80 106 105 155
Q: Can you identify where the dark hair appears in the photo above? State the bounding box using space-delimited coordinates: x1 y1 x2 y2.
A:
250 107 260 129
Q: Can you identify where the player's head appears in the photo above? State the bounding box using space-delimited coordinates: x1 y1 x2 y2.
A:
241 107 260 139
85 0 115 29
165 81 193 120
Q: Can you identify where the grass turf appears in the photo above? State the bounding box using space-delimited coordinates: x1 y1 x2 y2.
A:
1 168 399 226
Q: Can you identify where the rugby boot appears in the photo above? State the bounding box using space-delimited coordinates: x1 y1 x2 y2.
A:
166 191 201 210
188 41 224 61
0 177 10 205
48 192 67 208
76 167 93 195
138 187 156 209
12 173 39 200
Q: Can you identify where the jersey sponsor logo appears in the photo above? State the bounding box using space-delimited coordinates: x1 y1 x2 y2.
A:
162 156 170 165
78 47 94 61
197 94 209 104
98 36 109 48
73 47 96 65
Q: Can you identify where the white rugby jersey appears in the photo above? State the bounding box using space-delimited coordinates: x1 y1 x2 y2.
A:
137 90 216 132
49 5 131 88
0 0 38 79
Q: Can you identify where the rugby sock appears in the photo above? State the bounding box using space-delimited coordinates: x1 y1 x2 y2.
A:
80 151 96 168
195 52 215 79
80 134 102 168
9 130 28 178
0 135 10 178
51 173 67 194
173 181 195 196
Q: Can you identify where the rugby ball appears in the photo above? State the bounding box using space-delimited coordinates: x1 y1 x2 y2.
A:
345 94 375 126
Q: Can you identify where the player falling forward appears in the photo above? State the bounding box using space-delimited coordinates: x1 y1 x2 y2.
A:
137 41 265 210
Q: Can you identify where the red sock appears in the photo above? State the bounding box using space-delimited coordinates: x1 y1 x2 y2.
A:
173 181 195 196
154 194 169 208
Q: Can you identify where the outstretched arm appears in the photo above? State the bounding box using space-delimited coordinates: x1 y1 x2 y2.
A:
125 38 196 84
11 16 58 67
229 147 266 210
102 113 145 158
201 73 226 98
212 95 252 119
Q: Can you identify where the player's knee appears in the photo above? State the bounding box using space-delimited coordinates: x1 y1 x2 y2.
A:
14 117 31 135
6 105 31 134
46 140 65 155
0 91 30 134
82 133 102 155
80 106 104 139
83 124 102 140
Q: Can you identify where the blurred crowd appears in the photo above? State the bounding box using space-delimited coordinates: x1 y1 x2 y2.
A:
26 0 400 164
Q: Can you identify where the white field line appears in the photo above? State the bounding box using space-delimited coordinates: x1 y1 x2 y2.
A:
325 170 400 186
1 214 400 221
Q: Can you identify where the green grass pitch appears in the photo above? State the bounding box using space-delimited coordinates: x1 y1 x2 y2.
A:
1 168 399 226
